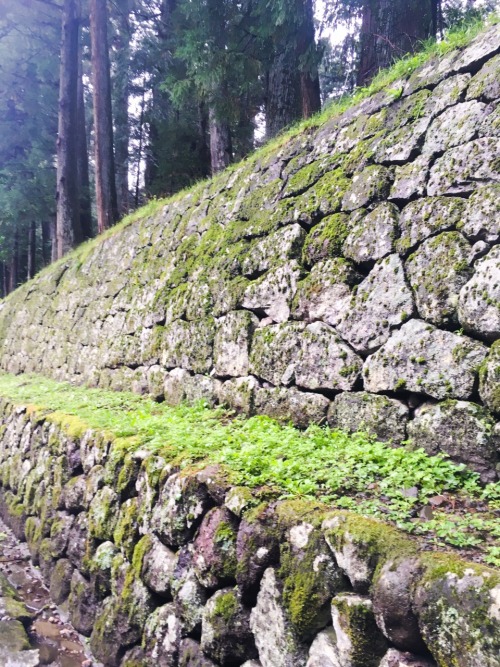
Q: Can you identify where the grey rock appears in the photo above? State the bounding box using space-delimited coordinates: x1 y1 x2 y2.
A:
219 376 260 415
331 594 387 666
192 507 238 588
336 254 415 354
372 559 427 654
254 386 330 428
0 648 40 667
50 558 74 604
236 511 280 598
397 197 466 253
363 319 488 400
143 603 184 667
249 568 308 667
250 322 305 387
403 50 460 96
378 649 436 667
141 533 177 597
242 224 306 277
467 53 500 101
171 547 208 633
414 565 500 666
342 165 392 212
343 203 398 264
452 23 500 73
178 639 218 667
301 213 351 266
479 340 500 414
460 183 500 243
151 472 211 548
423 101 489 155
295 321 363 391
242 261 302 323
405 232 472 326
292 259 358 328
426 73 471 116
468 240 490 264
376 117 432 164
458 245 500 340
161 318 215 374
201 588 257 665
328 392 409 444
306 628 341 667
214 311 258 377
427 138 500 196
68 569 100 637
407 400 498 480
389 155 431 201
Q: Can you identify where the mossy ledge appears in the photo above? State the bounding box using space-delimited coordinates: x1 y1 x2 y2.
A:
0 381 498 666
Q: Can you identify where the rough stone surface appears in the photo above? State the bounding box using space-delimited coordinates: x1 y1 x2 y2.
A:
397 197 466 253
249 568 308 667
460 183 500 243
214 311 258 377
305 628 341 667
141 534 177 597
480 339 500 413
328 392 409 444
407 400 498 481
201 588 257 665
378 650 436 667
373 559 427 654
343 203 398 264
336 254 415 353
423 101 489 155
331 593 387 666
192 507 238 588
458 245 500 341
405 232 472 326
364 320 488 400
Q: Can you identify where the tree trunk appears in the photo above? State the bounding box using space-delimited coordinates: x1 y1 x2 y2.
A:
266 49 302 139
297 0 321 119
209 104 232 174
90 0 118 234
27 221 36 280
77 26 93 241
41 221 52 267
9 229 19 293
56 0 82 259
113 0 130 218
198 100 211 178
357 0 434 86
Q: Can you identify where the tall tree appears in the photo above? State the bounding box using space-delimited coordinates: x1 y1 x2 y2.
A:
90 0 118 233
77 6 94 242
56 0 81 258
112 0 131 216
357 0 435 86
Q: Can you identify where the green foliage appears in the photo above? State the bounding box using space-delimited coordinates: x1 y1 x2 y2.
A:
0 372 498 561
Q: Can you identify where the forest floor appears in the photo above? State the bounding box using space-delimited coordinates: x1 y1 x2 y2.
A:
0 372 498 568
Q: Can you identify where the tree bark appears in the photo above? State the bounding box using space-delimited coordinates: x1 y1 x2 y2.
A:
27 221 37 280
9 229 19 293
41 220 52 267
297 0 321 119
357 0 434 86
113 0 130 217
90 0 118 233
56 0 81 259
209 103 232 174
77 26 93 241
266 49 302 139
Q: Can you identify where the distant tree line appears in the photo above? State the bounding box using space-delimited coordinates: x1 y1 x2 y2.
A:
0 0 495 293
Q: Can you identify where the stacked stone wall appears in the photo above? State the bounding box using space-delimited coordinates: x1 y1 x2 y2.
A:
1 25 500 477
0 399 498 667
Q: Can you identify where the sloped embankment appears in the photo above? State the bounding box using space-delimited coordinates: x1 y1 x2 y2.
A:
0 24 499 480
0 378 498 667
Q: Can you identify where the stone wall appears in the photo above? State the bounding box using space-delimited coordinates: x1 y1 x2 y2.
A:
1 25 500 478
0 398 499 667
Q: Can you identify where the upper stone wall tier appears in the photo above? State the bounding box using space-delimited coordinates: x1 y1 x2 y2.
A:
1 24 500 478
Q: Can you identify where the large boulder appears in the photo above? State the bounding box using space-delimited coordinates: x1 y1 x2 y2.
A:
479 339 500 414
192 507 238 588
407 400 499 480
328 392 409 444
397 197 465 254
363 320 488 400
459 184 500 244
405 232 472 326
336 254 415 354
342 203 398 264
458 245 500 341
249 568 308 667
214 311 259 377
